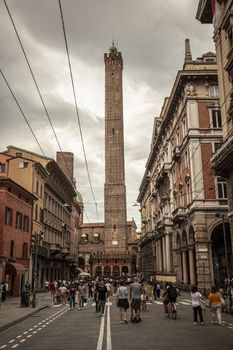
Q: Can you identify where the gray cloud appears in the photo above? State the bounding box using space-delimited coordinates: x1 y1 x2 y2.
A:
0 0 214 228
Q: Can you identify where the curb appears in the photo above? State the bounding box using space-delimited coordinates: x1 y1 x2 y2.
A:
0 305 49 332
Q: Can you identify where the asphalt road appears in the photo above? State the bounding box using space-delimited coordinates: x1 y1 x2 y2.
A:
0 295 233 350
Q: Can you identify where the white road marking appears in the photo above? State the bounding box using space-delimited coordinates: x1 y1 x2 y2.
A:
106 304 112 350
27 335 32 338
16 336 22 339
33 331 37 334
229 323 233 326
228 326 233 329
20 339 26 343
29 328 33 331
96 310 105 350
9 339 15 343
38 328 42 331
0 345 7 349
11 345 19 349
92 303 96 306
23 331 28 335
52 304 62 307
179 302 190 305
154 301 163 305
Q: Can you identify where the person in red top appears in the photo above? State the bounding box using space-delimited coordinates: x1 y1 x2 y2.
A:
208 286 222 325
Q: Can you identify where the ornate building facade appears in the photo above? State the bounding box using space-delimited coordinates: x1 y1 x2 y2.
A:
138 40 232 289
196 0 233 284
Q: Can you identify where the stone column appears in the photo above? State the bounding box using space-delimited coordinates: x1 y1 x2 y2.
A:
208 242 215 286
188 246 196 285
162 236 167 272
165 233 171 272
158 239 163 272
182 249 188 284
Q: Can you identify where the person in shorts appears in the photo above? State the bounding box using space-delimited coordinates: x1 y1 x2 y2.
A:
116 280 129 324
130 277 143 323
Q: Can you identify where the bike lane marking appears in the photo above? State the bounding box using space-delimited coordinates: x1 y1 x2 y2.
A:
106 303 112 350
96 308 106 350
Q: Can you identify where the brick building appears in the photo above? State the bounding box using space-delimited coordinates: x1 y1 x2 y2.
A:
138 40 232 289
0 178 36 296
78 44 138 278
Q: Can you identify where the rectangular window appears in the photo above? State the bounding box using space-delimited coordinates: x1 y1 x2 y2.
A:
213 142 221 153
36 180 39 194
10 240 14 257
23 215 29 232
19 162 29 169
211 109 222 128
22 242 28 258
5 207 13 226
16 152 22 157
217 177 227 199
40 184 43 198
35 204 38 221
209 85 219 97
16 212 23 229
39 208 44 223
0 163 6 172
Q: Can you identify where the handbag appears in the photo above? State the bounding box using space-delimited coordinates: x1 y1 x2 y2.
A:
199 298 206 310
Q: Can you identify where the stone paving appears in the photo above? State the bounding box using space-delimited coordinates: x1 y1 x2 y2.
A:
0 292 53 331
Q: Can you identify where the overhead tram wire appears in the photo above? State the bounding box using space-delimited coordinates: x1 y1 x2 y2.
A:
58 0 99 223
3 0 74 186
0 69 46 158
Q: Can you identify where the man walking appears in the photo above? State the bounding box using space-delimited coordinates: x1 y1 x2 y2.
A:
130 277 143 323
96 280 108 316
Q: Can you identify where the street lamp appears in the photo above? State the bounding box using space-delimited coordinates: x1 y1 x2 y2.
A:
215 213 230 287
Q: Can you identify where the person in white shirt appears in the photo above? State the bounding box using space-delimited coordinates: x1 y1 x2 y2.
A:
191 285 205 325
59 285 68 304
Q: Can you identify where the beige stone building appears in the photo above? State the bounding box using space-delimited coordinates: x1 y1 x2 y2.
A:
3 146 82 288
196 0 233 283
138 41 232 289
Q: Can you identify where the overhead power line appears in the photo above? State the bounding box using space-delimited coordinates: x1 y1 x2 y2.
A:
0 69 46 158
58 0 99 222
3 0 74 187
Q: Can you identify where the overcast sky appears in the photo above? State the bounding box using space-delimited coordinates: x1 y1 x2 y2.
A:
0 0 214 229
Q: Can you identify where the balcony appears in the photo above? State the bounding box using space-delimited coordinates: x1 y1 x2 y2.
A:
156 163 170 187
172 207 186 223
172 146 181 161
49 243 61 254
211 131 233 177
61 247 69 256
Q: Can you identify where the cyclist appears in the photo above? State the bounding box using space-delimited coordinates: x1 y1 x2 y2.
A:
163 283 178 314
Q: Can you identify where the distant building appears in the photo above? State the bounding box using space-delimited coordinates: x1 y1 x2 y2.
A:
138 40 232 288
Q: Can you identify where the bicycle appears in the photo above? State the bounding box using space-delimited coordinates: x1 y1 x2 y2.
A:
167 301 177 319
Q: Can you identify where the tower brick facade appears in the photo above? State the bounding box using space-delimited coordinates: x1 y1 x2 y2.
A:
104 44 127 252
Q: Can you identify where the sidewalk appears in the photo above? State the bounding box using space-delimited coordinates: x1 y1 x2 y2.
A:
0 292 53 332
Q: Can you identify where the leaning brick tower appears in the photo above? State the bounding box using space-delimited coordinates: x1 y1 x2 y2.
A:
104 43 127 253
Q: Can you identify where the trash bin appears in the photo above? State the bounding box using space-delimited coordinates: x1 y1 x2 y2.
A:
21 291 30 307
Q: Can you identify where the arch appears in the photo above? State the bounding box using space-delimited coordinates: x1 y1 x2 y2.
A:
176 233 181 249
182 230 187 247
95 266 102 277
211 221 232 286
104 265 111 277
122 266 128 275
189 226 195 245
112 266 120 277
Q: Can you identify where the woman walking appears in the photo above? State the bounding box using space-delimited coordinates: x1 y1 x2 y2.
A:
116 280 129 324
191 285 205 325
208 286 223 325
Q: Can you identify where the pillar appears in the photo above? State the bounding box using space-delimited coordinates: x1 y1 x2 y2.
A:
182 249 188 284
188 246 195 285
165 233 171 272
162 236 167 272
159 239 163 271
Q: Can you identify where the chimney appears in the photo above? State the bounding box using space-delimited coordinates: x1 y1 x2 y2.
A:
56 152 74 185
